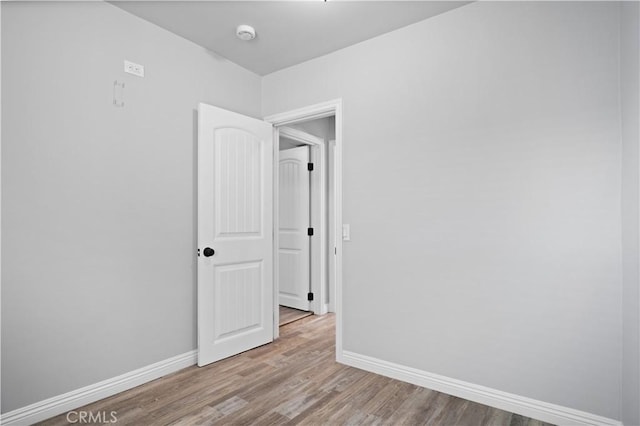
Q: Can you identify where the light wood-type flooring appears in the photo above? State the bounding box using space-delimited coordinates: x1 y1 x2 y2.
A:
279 305 313 326
39 314 554 426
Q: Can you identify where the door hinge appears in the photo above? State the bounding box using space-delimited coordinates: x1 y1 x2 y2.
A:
307 163 314 171
307 227 314 236
307 292 314 301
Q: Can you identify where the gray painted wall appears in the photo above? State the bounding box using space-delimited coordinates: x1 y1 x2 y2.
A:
288 117 336 142
263 2 623 419
2 0 636 421
1 1 261 412
621 2 640 425
279 137 305 151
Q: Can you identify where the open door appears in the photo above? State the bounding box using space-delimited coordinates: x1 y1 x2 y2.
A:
278 146 311 311
197 103 273 367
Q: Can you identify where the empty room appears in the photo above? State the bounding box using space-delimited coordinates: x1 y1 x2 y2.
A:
2 1 639 425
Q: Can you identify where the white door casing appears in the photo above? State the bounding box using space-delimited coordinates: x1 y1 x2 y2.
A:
197 103 273 367
278 146 310 311
264 99 342 347
328 139 337 313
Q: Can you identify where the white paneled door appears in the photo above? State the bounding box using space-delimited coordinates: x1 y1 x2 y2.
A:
278 146 311 311
197 103 273 367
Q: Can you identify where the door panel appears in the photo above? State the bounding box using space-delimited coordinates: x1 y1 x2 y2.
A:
214 261 262 339
215 129 262 237
278 146 310 311
198 103 273 367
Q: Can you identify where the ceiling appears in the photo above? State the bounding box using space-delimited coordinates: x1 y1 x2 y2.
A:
110 1 470 76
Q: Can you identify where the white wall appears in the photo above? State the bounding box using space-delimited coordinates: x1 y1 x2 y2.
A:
0 4 3 401
1 1 261 412
279 137 305 151
621 2 640 425
289 117 336 142
263 2 623 419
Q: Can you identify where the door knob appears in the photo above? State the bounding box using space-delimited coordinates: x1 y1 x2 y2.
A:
203 247 215 257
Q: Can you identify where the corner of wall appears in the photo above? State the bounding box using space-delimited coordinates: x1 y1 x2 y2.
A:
620 1 640 425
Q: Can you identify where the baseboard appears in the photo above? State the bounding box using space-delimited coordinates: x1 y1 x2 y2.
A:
340 350 621 426
1 348 622 425
0 350 197 425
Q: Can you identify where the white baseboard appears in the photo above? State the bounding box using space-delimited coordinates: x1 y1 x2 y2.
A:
340 350 621 426
1 348 622 426
1 350 197 425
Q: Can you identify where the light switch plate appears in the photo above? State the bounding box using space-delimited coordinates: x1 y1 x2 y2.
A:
342 224 350 241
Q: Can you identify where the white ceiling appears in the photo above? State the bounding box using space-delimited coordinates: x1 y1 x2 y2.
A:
110 1 470 76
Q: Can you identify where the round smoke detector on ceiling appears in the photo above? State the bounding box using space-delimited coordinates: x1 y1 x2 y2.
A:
236 25 256 41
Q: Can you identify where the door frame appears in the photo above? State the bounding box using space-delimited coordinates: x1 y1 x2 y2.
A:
279 127 325 315
264 99 343 353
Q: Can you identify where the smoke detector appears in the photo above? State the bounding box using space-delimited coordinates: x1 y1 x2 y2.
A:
236 25 256 41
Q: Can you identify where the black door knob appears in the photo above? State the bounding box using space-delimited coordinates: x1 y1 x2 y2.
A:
203 247 215 257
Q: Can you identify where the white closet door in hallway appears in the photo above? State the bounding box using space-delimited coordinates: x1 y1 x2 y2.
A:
278 146 311 311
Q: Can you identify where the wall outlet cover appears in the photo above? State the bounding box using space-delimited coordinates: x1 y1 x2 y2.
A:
124 60 144 77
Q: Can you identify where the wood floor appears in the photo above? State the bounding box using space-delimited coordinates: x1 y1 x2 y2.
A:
279 305 312 326
39 315 553 426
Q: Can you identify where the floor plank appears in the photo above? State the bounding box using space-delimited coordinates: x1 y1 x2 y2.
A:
279 305 312 326
38 314 555 426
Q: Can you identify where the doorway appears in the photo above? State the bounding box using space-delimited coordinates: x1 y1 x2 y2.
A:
277 123 330 326
196 99 343 367
265 99 343 346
